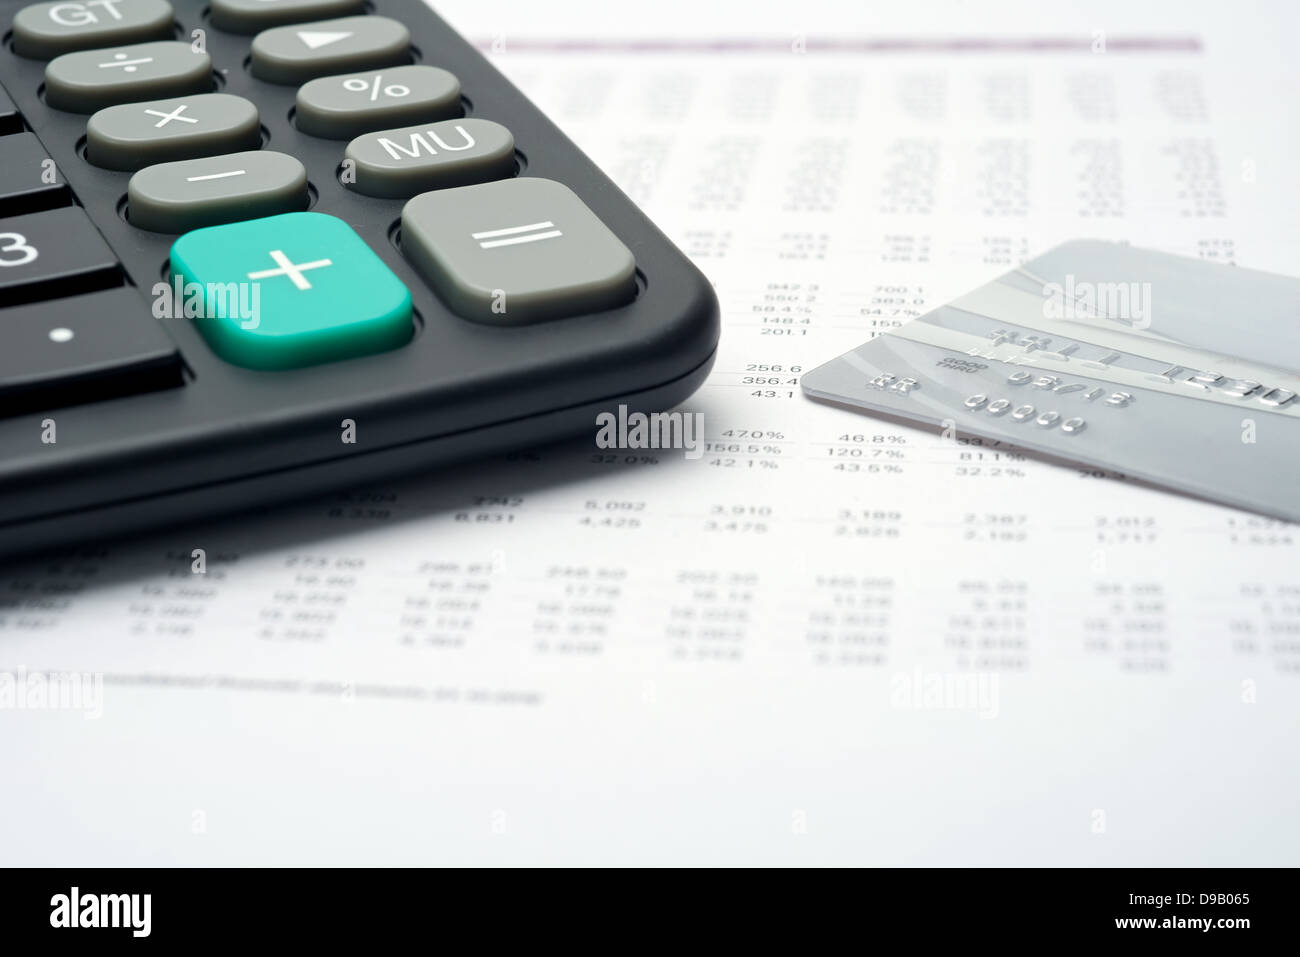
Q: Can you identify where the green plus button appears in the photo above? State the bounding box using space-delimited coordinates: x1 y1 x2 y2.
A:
170 211 412 369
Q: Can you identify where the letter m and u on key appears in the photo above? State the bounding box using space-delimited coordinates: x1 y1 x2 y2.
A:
344 117 516 199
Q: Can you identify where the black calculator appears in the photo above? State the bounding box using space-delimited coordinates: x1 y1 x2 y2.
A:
0 0 719 557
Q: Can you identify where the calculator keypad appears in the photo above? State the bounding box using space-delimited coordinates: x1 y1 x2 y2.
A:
44 40 213 112
128 150 308 232
13 0 175 60
249 15 410 84
3 1 638 386
86 92 260 170
295 64 460 139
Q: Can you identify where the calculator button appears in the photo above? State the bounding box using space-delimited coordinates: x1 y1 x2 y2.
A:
400 177 636 323
129 150 308 233
249 16 409 85
209 0 364 34
0 288 180 414
44 41 212 113
345 118 514 199
0 132 71 217
12 0 174 60
86 93 259 171
295 64 459 139
0 207 119 306
170 211 412 369
0 83 23 134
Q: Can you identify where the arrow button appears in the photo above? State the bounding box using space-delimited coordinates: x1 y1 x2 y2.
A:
250 15 409 84
297 30 352 49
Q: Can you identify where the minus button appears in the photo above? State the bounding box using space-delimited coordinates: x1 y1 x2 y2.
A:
128 150 309 233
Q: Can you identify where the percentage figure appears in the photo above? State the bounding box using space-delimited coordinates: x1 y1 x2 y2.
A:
342 74 411 101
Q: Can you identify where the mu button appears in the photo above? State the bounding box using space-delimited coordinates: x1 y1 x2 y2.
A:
345 118 514 198
170 212 412 369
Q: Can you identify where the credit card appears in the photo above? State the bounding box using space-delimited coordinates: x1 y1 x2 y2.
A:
801 240 1300 521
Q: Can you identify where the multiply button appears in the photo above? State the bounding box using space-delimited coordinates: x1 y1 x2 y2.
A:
44 40 212 112
171 212 412 369
400 177 636 324
12 0 174 60
87 93 260 170
296 64 460 139
129 150 308 233
249 16 410 85
209 0 364 34
345 118 514 198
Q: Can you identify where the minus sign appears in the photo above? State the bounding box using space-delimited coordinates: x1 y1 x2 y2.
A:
186 169 247 181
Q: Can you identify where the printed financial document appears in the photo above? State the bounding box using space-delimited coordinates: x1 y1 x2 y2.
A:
3 7 1298 864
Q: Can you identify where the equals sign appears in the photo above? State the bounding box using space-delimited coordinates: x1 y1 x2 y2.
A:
186 169 246 182
472 221 562 249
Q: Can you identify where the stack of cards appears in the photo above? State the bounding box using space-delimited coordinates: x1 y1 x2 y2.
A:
802 241 1300 520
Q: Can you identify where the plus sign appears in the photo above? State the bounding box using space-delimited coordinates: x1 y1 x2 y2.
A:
144 104 198 128
247 249 334 290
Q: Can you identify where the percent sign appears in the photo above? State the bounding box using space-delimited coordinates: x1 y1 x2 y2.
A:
342 73 410 101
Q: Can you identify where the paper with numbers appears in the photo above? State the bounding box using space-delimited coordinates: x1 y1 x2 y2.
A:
3 3 1298 865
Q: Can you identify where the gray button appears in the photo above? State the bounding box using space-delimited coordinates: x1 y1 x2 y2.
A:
12 0 174 60
401 177 636 323
127 150 308 233
87 93 259 171
209 0 364 35
44 40 212 113
345 118 513 199
296 64 460 139
249 15 409 85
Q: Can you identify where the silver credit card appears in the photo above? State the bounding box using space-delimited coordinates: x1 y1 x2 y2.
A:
802 240 1300 521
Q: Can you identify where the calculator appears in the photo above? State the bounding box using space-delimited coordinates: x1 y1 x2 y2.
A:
0 0 719 557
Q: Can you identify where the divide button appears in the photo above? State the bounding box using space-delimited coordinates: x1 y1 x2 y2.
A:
44 40 212 113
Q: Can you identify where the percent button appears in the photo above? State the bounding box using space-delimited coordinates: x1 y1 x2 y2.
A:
295 64 461 139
